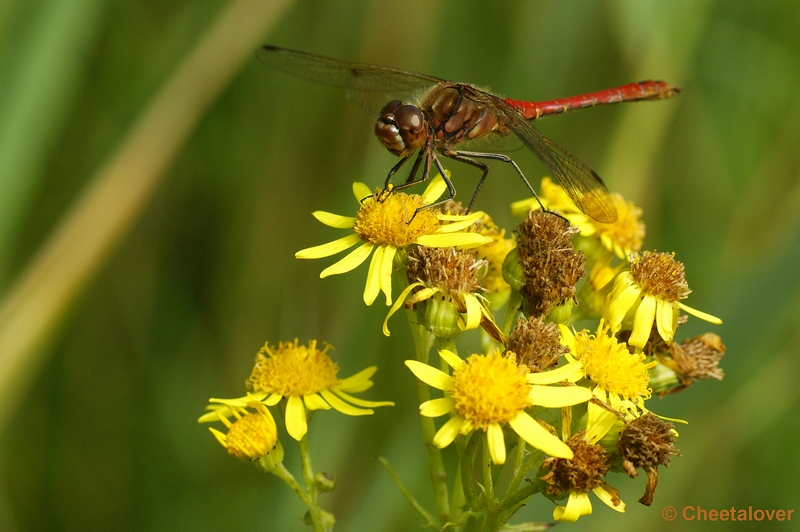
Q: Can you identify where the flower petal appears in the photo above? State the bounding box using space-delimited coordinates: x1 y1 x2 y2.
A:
526 362 585 384
432 415 464 449
353 181 372 201
320 241 374 278
509 411 573 458
379 245 397 305
554 492 592 522
419 397 454 417
285 395 308 440
363 245 386 305
604 275 641 330
629 294 656 347
338 366 377 392
593 485 626 513
296 233 361 259
678 302 723 324
655 298 676 344
438 349 464 370
312 211 356 229
383 282 423 336
304 392 331 411
460 293 483 330
486 423 506 464
333 389 393 408
320 389 373 416
405 360 453 390
584 400 619 444
415 233 492 249
422 174 448 204
529 385 592 408
436 212 484 232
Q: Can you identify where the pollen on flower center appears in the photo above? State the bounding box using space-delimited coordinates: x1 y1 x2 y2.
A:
573 324 655 399
353 192 440 247
247 339 339 397
449 352 531 429
630 251 689 302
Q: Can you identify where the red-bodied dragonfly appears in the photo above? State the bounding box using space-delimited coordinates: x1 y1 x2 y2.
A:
257 45 681 223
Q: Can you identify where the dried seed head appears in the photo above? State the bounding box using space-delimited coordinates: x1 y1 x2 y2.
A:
516 211 585 317
507 316 568 372
629 251 690 302
654 332 726 396
618 413 680 506
406 246 486 295
540 432 610 496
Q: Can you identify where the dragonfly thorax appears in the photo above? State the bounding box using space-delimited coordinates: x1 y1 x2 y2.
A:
375 100 428 157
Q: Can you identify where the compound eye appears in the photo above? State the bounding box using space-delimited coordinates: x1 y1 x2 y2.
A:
394 105 425 134
379 100 403 120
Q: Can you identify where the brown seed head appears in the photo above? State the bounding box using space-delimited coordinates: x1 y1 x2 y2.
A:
540 432 610 495
507 316 568 372
630 251 690 302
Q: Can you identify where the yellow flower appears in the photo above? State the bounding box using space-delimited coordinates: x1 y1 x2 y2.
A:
202 397 281 462
602 251 722 348
549 322 658 443
406 350 592 464
296 175 492 305
199 340 393 441
512 177 645 259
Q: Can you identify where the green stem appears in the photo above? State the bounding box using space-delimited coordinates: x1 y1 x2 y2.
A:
296 435 333 532
482 435 496 506
408 311 450 525
376 456 438 527
501 290 522 336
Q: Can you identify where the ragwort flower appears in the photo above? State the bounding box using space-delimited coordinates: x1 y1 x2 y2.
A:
296 175 492 305
602 251 722 348
200 339 393 441
406 349 592 464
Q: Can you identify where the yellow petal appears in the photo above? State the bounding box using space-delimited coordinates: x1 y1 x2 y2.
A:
529 385 592 408
422 173 448 203
584 401 619 444
296 233 361 259
304 392 331 411
655 299 676 343
338 366 377 392
383 282 423 336
333 389 393 408
436 212 483 232
419 397 454 417
352 181 372 201
379 245 397 305
486 423 506 464
320 241 374 277
320 389 373 416
432 415 464 449
604 278 641 330
593 485 626 513
509 411 573 458
678 302 723 324
526 362 585 384
405 360 453 390
438 349 464 370
312 211 356 229
415 233 491 248
363 245 385 305
460 293 482 330
285 395 307 441
629 294 657 348
554 492 592 522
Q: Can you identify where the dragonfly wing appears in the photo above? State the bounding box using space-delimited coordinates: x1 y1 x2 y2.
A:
462 87 617 223
257 45 444 116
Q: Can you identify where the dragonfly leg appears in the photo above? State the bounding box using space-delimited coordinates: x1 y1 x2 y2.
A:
453 150 568 223
441 152 490 213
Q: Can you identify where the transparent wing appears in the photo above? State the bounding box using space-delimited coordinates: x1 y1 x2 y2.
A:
459 86 618 223
257 45 445 116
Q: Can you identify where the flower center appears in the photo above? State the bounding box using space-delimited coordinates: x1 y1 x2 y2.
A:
630 251 689 301
226 412 277 460
353 192 440 247
573 324 655 399
449 352 531 429
247 339 339 397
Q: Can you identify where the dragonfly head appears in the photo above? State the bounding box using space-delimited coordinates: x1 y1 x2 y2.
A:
375 100 427 157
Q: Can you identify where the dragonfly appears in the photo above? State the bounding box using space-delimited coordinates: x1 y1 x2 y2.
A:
257 45 681 223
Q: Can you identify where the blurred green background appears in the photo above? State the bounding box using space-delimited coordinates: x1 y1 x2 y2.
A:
1 0 798 530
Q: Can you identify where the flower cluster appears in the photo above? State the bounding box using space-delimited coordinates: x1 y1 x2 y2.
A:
201 172 725 530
